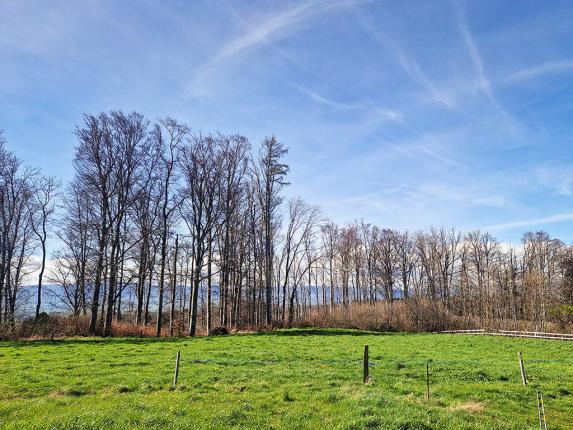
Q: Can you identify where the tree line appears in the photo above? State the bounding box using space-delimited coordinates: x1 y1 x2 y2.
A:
1 112 572 336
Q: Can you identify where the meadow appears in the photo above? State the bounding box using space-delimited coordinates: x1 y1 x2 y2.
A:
0 329 572 429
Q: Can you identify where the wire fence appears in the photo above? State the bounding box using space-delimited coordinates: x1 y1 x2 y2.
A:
3 355 573 372
2 351 569 424
3 328 573 373
2 342 570 427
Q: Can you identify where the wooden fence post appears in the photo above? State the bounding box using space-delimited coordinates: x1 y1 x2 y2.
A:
363 345 369 384
173 350 181 386
518 352 527 386
426 363 430 400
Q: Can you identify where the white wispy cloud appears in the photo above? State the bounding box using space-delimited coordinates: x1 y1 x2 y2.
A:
295 85 402 121
457 5 495 102
296 85 360 110
343 128 471 186
457 3 524 135
484 212 573 231
356 12 456 109
501 59 573 84
416 144 466 169
394 53 457 109
417 182 507 208
189 0 373 97
219 1 317 60
188 1 317 96
531 164 573 196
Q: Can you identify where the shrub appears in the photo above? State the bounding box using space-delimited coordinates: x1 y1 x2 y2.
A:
1 315 91 340
209 326 229 336
297 299 461 333
112 322 155 338
548 305 573 330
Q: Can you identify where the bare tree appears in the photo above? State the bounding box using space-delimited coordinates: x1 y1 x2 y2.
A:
180 134 223 336
29 176 60 319
6 116 573 337
253 136 289 326
74 113 114 333
279 199 321 324
153 118 189 337
215 135 250 329
0 134 38 327
57 181 96 317
321 222 339 312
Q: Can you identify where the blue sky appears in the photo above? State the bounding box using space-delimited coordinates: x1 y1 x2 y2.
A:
1 0 573 243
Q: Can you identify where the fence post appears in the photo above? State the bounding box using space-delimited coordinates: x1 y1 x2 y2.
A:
363 345 369 384
540 391 547 430
537 390 548 429
518 352 527 386
426 362 430 400
173 350 181 386
537 391 542 430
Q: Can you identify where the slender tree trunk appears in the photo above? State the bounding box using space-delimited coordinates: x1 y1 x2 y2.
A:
206 232 213 333
35 237 46 319
136 241 147 325
189 252 202 336
169 234 179 336
89 233 107 334
156 219 168 337
264 193 273 326
104 220 122 337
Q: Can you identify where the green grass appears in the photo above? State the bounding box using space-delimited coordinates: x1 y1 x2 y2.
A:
1 329 572 429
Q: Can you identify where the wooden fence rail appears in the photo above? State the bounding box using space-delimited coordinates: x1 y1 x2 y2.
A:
440 329 573 341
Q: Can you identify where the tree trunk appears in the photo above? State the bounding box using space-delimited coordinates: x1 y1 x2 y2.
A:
35 237 46 319
169 235 179 336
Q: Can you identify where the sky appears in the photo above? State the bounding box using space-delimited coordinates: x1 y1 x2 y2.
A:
1 0 573 244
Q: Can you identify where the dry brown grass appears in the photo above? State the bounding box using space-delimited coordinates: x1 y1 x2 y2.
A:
295 299 573 334
111 321 156 337
299 299 462 332
448 401 486 413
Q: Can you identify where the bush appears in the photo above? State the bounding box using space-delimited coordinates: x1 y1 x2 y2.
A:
548 305 573 330
18 313 57 338
112 322 156 338
209 326 229 336
0 315 91 340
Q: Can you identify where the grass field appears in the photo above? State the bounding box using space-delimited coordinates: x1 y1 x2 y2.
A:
0 329 572 429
